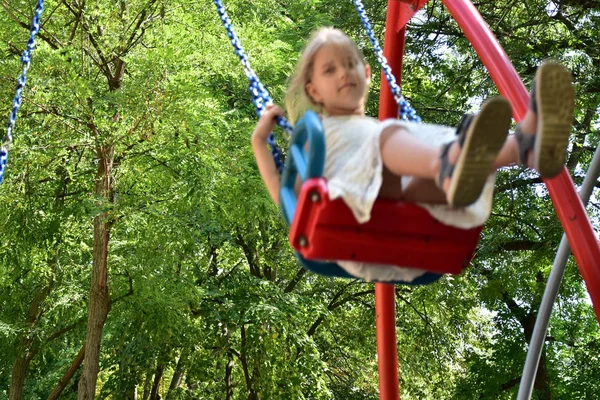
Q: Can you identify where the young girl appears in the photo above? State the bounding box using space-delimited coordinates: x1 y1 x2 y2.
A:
252 28 575 282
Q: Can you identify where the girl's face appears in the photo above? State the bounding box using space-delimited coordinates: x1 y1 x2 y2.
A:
305 43 371 116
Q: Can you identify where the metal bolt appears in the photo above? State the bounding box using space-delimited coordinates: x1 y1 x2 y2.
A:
310 191 320 203
297 236 308 247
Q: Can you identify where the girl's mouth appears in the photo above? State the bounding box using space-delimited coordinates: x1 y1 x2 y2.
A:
339 83 355 91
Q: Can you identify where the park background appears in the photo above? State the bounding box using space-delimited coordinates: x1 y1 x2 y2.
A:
1 0 599 398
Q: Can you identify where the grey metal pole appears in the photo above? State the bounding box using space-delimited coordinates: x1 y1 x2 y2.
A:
517 143 600 400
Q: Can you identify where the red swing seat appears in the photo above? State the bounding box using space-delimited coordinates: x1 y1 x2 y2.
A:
289 178 483 275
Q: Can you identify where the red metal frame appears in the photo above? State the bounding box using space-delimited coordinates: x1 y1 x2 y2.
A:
293 0 600 398
373 1 600 399
442 0 600 325
395 0 429 36
377 3 405 399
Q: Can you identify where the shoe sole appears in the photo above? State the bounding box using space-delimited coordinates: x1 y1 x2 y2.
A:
447 97 512 207
534 61 575 178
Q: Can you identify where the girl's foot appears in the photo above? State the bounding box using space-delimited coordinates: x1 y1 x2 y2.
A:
438 97 512 207
515 61 575 178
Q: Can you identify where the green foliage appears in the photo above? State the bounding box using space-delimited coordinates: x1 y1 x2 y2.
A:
1 0 599 399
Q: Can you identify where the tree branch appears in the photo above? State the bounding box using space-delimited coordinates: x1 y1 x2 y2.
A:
283 267 307 293
307 284 373 336
46 343 86 400
0 2 61 49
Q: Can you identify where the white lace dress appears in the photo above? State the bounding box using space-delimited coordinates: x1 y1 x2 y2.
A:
322 115 495 282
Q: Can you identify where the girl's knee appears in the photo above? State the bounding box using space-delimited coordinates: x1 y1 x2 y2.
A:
379 126 407 149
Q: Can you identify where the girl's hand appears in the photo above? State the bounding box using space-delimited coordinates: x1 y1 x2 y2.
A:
252 104 284 143
251 104 285 205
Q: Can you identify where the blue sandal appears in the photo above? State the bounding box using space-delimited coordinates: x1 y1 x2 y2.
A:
438 97 512 207
515 61 575 178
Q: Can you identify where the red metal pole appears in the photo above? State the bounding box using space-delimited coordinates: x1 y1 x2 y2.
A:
379 2 405 122
375 284 400 400
379 2 405 117
376 2 404 399
442 0 600 323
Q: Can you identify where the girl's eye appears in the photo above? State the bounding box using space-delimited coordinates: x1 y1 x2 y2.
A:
325 67 334 74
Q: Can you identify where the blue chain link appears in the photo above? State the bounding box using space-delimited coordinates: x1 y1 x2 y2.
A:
1 0 45 184
352 0 421 123
213 0 291 174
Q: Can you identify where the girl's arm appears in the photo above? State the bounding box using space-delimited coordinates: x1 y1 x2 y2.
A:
252 104 284 205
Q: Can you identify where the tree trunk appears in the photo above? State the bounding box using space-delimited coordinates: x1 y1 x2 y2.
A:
239 324 259 400
167 350 187 398
9 350 30 400
122 363 139 400
77 145 114 399
9 284 53 400
502 281 552 399
533 350 551 400
225 351 234 400
142 371 153 400
47 344 85 400
128 386 138 400
150 363 164 400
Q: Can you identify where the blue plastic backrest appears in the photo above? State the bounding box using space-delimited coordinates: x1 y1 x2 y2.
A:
279 111 326 225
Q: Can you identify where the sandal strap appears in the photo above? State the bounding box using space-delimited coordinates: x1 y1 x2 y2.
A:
529 80 538 114
514 77 539 165
515 124 536 165
438 141 454 189
455 114 473 147
437 113 474 189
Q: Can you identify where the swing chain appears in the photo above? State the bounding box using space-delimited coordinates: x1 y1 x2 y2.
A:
1 0 45 184
352 0 421 123
214 0 293 174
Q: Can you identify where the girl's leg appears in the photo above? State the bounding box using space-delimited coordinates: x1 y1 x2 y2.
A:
378 169 447 204
379 97 512 207
401 178 447 203
378 126 439 181
493 61 575 175
493 110 536 168
377 167 404 200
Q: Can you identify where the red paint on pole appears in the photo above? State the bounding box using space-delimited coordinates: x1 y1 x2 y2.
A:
375 283 400 400
376 1 404 399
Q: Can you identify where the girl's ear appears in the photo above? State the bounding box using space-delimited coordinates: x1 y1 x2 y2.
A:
365 63 372 84
305 82 322 104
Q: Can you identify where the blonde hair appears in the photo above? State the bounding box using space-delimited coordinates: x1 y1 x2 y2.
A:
285 28 368 124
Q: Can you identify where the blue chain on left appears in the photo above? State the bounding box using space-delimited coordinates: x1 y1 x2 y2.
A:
1 0 45 184
213 0 291 174
352 0 421 123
